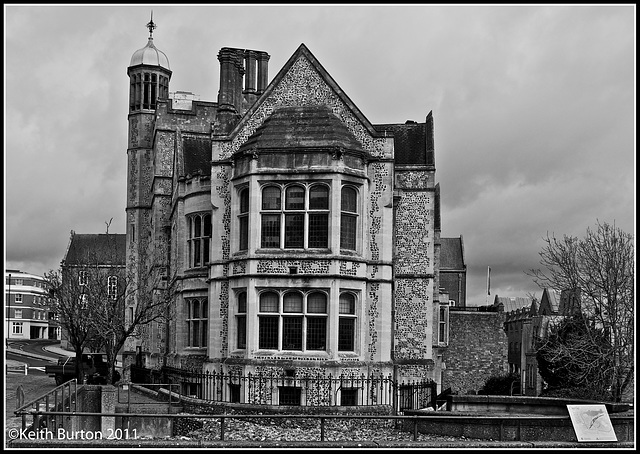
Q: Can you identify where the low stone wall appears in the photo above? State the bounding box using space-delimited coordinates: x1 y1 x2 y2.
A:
402 411 634 442
446 394 631 415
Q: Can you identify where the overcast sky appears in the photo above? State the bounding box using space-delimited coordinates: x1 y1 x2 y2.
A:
4 4 635 305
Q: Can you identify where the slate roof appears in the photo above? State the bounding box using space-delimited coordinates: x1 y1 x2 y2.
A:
238 106 365 153
374 113 434 166
494 296 534 314
182 136 211 177
440 237 465 270
62 233 126 266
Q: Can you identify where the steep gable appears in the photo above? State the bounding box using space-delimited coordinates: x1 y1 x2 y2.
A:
440 237 465 270
217 44 391 161
62 233 126 266
539 288 560 315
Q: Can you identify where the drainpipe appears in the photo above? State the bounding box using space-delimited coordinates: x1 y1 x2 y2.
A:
391 189 400 416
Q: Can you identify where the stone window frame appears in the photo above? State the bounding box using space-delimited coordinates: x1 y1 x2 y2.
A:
185 296 208 348
186 212 212 268
14 308 22 319
14 293 23 304
340 185 359 251
257 289 328 352
238 187 250 251
338 292 358 352
236 291 247 349
259 182 330 250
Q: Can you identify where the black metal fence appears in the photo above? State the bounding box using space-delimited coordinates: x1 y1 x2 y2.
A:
130 365 436 411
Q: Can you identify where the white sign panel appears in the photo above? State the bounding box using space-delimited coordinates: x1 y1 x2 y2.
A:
567 404 617 442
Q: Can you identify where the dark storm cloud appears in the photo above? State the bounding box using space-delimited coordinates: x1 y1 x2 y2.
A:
5 5 635 304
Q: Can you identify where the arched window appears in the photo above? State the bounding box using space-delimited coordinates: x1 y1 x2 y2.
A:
306 292 327 350
261 186 281 248
338 293 357 351
282 292 304 350
308 185 329 248
107 276 118 299
284 185 305 248
258 292 279 349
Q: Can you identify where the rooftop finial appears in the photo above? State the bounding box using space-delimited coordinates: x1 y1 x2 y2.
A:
146 11 156 38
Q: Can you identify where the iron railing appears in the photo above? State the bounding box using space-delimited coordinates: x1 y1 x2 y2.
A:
14 379 78 432
130 365 437 411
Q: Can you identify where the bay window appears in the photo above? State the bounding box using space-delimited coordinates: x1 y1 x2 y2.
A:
187 213 211 267
260 183 329 249
258 290 328 351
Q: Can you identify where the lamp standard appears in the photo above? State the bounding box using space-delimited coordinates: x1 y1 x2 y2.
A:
6 273 11 346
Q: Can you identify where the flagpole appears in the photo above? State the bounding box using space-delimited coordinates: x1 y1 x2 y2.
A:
486 266 491 305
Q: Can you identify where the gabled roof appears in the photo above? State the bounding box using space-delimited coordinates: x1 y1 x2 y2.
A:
539 288 560 315
440 236 465 270
62 232 126 267
222 43 389 160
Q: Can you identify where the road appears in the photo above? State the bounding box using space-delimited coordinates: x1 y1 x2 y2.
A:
6 339 66 376
8 339 65 358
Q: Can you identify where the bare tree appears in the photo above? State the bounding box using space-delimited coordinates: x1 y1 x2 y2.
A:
46 226 172 385
527 220 634 402
45 268 101 383
84 241 172 384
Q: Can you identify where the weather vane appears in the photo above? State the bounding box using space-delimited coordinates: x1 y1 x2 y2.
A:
146 11 156 38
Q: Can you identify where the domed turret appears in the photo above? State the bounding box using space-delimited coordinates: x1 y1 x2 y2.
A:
127 13 171 113
130 37 170 70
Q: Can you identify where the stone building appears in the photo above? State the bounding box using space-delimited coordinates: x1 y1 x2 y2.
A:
497 295 536 375
125 20 451 398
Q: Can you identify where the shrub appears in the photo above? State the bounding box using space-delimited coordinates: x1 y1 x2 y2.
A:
540 386 613 402
478 372 521 396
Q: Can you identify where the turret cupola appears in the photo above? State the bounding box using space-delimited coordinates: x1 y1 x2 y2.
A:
127 13 172 113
